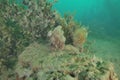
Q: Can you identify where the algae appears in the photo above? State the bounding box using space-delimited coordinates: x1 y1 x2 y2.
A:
0 0 119 80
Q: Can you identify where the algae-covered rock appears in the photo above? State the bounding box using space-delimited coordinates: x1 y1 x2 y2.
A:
48 25 66 50
15 43 118 80
64 45 80 54
78 62 118 80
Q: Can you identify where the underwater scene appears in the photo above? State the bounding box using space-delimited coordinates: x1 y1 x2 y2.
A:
0 0 120 80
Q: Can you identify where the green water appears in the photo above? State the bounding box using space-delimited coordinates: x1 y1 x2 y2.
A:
52 0 120 40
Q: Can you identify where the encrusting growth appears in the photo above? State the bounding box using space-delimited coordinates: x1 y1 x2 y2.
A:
48 25 66 50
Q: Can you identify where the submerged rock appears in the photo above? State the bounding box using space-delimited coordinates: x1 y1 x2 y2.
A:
15 43 118 80
78 62 118 80
64 45 80 54
48 25 66 50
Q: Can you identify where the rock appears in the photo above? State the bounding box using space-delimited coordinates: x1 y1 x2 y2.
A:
48 25 66 50
64 45 80 54
15 43 118 80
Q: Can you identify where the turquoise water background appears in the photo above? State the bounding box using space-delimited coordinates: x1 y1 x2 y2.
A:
16 0 120 39
52 0 120 40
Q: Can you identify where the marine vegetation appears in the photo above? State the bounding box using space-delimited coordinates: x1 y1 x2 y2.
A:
73 27 88 52
0 0 57 69
0 0 118 80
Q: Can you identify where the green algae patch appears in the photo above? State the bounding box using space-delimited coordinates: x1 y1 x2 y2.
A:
15 42 118 80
